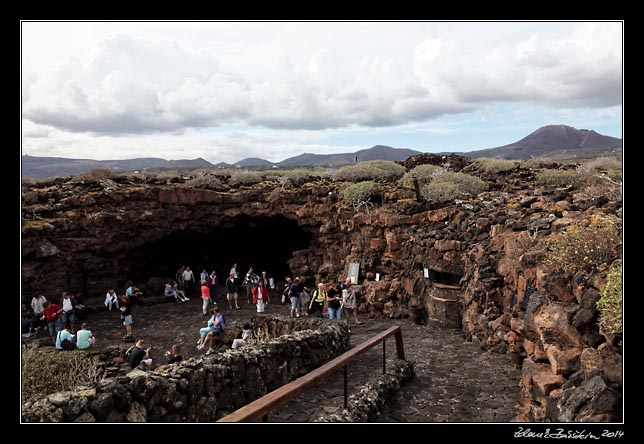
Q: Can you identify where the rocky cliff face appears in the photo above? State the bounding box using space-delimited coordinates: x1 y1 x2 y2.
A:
21 158 622 422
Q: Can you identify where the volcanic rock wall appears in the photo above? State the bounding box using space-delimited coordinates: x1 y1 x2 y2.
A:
22 319 349 422
21 162 622 422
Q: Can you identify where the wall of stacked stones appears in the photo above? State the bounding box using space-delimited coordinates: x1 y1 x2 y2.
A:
22 321 349 422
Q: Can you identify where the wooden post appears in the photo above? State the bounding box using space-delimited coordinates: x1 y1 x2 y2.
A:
413 177 422 202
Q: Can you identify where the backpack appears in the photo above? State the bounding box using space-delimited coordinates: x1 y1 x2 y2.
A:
61 339 77 351
125 345 136 357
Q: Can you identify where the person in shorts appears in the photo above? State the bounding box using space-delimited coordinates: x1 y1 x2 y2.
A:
120 294 134 340
225 272 240 310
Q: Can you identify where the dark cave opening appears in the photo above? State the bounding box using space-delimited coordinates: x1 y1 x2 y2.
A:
125 216 312 288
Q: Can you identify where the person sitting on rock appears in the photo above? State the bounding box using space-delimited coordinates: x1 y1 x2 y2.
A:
55 324 76 351
129 339 152 370
76 323 95 350
104 289 119 311
196 308 217 350
232 323 253 350
165 281 189 302
165 344 183 364
201 307 225 355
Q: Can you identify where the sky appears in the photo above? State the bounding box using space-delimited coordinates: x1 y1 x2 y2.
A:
21 21 623 164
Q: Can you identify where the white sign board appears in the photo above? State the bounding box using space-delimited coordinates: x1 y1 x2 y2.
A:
423 268 429 279
348 262 360 284
375 273 380 282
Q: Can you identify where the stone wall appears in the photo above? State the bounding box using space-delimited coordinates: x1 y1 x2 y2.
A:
22 320 349 422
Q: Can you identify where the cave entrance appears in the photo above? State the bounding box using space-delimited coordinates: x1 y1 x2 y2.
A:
429 269 461 286
127 216 311 287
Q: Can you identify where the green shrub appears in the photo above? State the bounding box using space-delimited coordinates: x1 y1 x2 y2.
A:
340 181 376 205
22 348 104 400
334 160 405 182
583 157 622 182
273 168 314 186
184 174 222 189
420 172 488 202
545 216 622 274
536 169 588 188
399 164 446 187
79 168 116 181
474 158 517 173
596 261 622 336
230 170 264 185
421 181 462 202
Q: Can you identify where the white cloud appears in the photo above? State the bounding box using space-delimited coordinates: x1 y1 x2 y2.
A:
20 22 623 160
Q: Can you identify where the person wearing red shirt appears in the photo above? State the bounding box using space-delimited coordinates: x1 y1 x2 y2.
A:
41 301 63 340
252 280 269 313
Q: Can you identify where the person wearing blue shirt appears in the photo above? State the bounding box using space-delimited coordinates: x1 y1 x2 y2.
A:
55 325 75 350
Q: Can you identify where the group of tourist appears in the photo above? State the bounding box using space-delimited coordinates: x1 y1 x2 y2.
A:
24 261 362 375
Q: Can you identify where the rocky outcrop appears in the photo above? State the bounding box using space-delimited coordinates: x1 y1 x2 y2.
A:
21 162 622 422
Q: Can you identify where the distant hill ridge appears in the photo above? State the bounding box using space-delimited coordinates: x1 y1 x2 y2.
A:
465 125 622 160
22 125 621 179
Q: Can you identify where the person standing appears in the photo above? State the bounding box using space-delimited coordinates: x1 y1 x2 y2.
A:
182 266 195 295
30 294 47 329
342 282 356 332
120 294 134 340
326 283 342 320
225 272 240 310
41 301 63 341
252 280 269 313
288 277 302 318
60 292 77 333
309 283 327 319
208 270 218 301
201 280 212 316
244 268 258 305
176 265 185 291
76 323 95 349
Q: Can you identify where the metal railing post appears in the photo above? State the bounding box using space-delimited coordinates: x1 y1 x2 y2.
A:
382 339 386 374
343 365 348 409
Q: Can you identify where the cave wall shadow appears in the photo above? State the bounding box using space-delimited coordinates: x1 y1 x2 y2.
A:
128 216 312 288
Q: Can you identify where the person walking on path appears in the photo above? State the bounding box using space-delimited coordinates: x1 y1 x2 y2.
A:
326 283 342 320
342 282 357 332
309 283 327 319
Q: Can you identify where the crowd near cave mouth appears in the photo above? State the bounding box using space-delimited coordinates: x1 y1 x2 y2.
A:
125 216 312 287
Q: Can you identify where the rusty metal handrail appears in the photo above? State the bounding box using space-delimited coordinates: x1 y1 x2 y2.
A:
217 325 405 423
